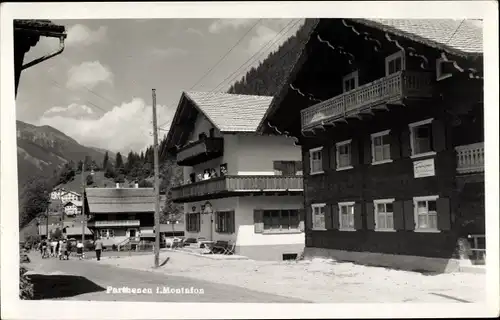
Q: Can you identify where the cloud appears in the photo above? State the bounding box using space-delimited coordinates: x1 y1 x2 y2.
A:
247 25 279 53
246 19 304 54
208 19 256 33
185 28 203 36
38 98 176 154
43 103 96 119
66 61 113 89
65 24 107 46
150 47 187 59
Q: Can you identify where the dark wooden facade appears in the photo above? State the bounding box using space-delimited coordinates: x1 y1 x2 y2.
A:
262 19 484 260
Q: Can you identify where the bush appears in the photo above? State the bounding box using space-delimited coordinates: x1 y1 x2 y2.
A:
111 244 117 251
19 266 33 299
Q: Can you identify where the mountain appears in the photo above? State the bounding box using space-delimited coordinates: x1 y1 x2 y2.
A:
16 120 111 187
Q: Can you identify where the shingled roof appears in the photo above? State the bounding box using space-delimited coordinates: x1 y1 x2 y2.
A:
183 91 273 132
14 20 66 34
354 19 483 56
85 188 155 214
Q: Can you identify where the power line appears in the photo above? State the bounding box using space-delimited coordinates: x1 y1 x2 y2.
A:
213 19 303 93
188 19 262 91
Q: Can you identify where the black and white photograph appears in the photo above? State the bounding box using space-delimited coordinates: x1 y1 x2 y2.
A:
1 1 498 319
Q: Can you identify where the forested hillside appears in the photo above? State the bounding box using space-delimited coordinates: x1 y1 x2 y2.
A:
227 19 317 96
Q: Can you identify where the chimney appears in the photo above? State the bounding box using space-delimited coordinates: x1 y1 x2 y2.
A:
116 182 120 188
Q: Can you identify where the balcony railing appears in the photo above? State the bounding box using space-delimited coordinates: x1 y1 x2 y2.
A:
455 142 484 174
172 175 303 202
176 137 224 166
94 220 141 227
301 71 433 131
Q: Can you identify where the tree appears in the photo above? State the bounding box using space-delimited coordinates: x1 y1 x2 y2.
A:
138 179 153 188
104 164 116 179
159 160 183 224
50 227 63 240
102 151 109 170
86 174 94 186
76 160 83 173
18 176 52 228
115 152 124 169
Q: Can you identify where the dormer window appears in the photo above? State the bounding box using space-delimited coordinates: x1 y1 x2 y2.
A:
342 70 359 92
385 51 404 76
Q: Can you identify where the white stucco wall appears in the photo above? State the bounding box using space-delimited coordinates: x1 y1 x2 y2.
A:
183 196 304 247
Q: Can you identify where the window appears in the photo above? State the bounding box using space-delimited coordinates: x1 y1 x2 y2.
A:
186 213 200 232
263 210 300 231
216 211 234 234
309 147 323 174
336 140 352 170
100 229 114 238
339 202 355 230
409 118 434 157
342 70 359 92
273 161 303 176
374 199 395 231
414 196 438 231
385 51 404 76
436 58 452 81
371 130 392 163
220 163 228 176
311 204 326 230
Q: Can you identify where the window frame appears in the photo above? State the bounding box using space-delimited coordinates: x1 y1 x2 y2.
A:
186 212 200 232
338 201 356 231
262 209 301 232
342 70 359 93
309 147 324 175
215 210 234 234
373 198 396 232
370 129 393 165
335 139 353 171
408 118 436 159
385 51 405 76
413 195 440 233
311 203 327 231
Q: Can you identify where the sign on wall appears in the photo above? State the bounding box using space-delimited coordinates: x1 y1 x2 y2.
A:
413 158 436 178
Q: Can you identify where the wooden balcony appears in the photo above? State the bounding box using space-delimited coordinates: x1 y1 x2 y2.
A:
176 137 224 166
301 71 433 131
456 142 484 174
93 220 141 227
171 175 303 203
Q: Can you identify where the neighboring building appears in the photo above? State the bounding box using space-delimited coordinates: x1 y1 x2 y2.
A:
85 186 155 247
50 188 66 200
60 191 82 203
258 19 484 272
63 200 82 216
14 20 66 96
63 226 93 240
165 91 305 261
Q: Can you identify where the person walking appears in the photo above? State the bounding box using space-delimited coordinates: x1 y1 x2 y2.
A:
60 240 69 260
76 241 84 260
94 237 103 261
56 240 61 260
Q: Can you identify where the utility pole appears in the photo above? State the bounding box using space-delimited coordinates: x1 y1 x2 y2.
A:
152 89 161 268
81 162 86 243
45 206 49 240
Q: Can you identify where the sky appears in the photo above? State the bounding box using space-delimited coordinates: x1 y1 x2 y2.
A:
16 18 304 154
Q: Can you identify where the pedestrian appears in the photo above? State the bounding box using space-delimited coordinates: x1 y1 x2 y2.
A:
61 240 69 260
94 237 103 261
40 239 46 258
56 240 61 260
76 241 84 260
51 239 58 258
67 240 72 258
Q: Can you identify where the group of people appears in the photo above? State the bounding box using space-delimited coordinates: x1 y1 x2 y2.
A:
37 239 86 260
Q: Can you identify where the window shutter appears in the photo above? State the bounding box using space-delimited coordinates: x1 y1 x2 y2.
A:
437 198 451 231
331 205 340 229
253 210 263 233
354 203 363 230
303 151 310 175
363 137 372 164
366 202 375 230
351 140 360 166
197 213 201 232
214 212 218 233
322 147 330 171
432 119 446 152
393 201 405 230
400 129 412 158
231 211 236 233
389 129 401 160
298 208 305 231
324 204 333 229
304 207 312 231
403 200 415 231
329 144 337 169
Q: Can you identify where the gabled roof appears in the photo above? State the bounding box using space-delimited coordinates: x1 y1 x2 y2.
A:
64 200 82 207
165 91 273 152
353 19 482 56
85 188 155 214
62 190 81 196
183 91 273 132
257 18 483 133
14 20 66 34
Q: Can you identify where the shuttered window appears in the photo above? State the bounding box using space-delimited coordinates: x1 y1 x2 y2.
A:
413 196 439 231
309 147 324 174
262 210 300 231
409 118 436 157
373 199 395 231
186 213 200 232
336 140 352 170
311 204 326 230
371 130 392 164
215 211 235 234
338 202 355 230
